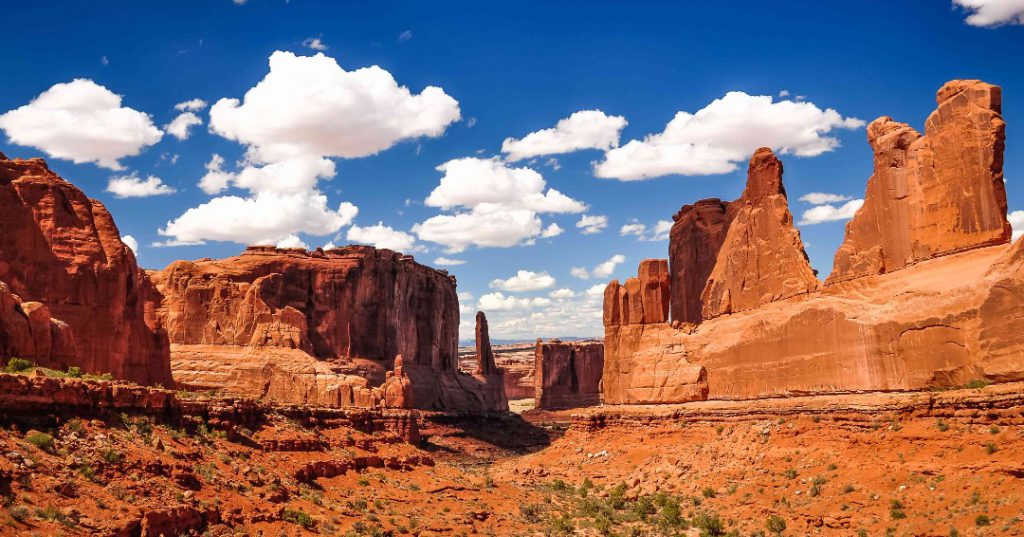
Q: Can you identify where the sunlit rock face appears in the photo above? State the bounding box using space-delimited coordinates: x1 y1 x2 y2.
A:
0 155 171 385
602 80 1024 405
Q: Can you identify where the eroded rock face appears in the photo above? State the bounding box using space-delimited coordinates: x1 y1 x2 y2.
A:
534 339 604 410
475 311 499 375
0 156 171 385
669 199 733 325
829 80 1010 283
0 281 76 365
602 80 1021 404
701 148 819 319
153 246 505 411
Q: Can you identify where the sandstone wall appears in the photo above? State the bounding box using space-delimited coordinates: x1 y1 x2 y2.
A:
602 80 1021 405
0 155 171 385
829 80 1010 283
153 246 506 411
534 339 605 410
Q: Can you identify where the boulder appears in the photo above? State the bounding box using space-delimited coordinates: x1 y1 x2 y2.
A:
0 156 170 385
829 80 1010 283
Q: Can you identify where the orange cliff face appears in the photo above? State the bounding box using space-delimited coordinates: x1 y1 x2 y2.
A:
0 155 171 385
602 80 1023 405
829 80 1010 283
150 246 507 411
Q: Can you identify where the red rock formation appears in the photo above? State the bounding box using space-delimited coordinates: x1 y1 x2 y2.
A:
668 199 733 325
829 80 1010 283
153 246 505 411
0 281 76 365
474 311 499 375
534 339 604 410
701 148 820 319
0 155 171 385
602 80 1022 404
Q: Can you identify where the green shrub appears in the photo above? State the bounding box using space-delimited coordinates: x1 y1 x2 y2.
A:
985 442 998 455
937 420 950 432
702 486 717 498
658 497 683 528
5 358 33 373
693 511 725 537
102 448 122 464
520 503 543 523
66 366 82 378
547 513 574 535
964 379 990 389
282 508 314 528
843 484 856 494
25 431 54 451
889 499 906 520
634 495 656 520
784 469 798 479
975 514 991 527
766 514 787 533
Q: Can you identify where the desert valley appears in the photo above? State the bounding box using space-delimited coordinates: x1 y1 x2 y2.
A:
1 75 1023 537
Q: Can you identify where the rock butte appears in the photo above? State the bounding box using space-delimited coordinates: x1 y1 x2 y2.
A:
151 246 507 411
603 79 1022 404
534 339 604 410
0 155 171 385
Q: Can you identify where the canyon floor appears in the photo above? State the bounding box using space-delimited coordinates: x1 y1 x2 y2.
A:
1 374 1023 536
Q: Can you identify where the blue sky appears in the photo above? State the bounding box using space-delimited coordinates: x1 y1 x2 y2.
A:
1 1 1022 340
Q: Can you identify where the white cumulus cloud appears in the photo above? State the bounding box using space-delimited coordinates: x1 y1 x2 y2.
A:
549 288 576 299
164 112 202 140
502 110 628 161
576 214 608 235
209 51 461 163
413 157 585 253
106 173 176 198
490 270 556 292
571 254 626 280
1009 210 1024 241
953 0 1024 26
477 292 552 311
303 37 328 51
434 257 466 266
276 234 308 249
175 99 207 112
594 91 863 180
346 222 418 252
619 219 672 241
799 192 852 205
122 235 139 256
799 199 865 225
0 79 162 169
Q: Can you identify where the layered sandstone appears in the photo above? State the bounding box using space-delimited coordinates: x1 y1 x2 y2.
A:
534 339 604 410
602 80 1021 404
0 155 171 385
829 80 1010 283
668 199 732 325
701 148 819 319
153 246 506 411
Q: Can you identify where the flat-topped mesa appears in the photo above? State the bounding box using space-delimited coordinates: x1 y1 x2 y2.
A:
534 339 604 410
828 80 1010 284
0 155 172 385
701 148 819 319
668 199 733 325
474 311 500 375
153 245 506 411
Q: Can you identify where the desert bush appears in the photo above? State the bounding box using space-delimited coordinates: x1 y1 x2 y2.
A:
282 508 314 529
4 358 33 373
520 503 543 523
25 431 54 451
693 511 725 537
985 442 998 455
765 514 786 533
975 514 991 526
889 499 906 520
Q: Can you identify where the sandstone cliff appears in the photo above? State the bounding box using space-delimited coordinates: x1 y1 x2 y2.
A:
534 339 604 410
829 80 1010 283
668 199 732 325
153 246 506 411
602 80 1021 404
701 148 819 319
0 154 171 385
